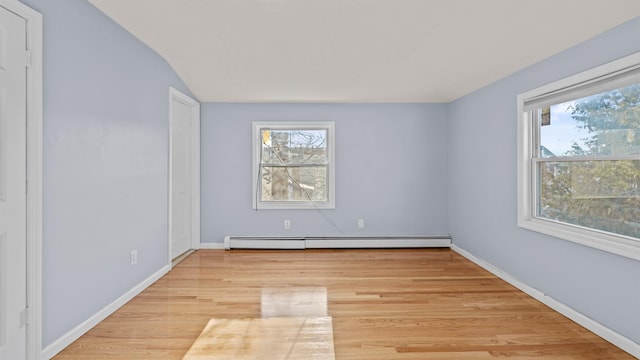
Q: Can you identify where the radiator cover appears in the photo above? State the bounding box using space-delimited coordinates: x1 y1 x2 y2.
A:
223 235 451 250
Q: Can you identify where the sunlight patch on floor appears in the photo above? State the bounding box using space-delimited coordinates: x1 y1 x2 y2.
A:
183 316 335 360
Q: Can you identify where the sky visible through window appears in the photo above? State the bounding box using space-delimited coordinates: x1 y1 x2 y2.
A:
540 100 589 156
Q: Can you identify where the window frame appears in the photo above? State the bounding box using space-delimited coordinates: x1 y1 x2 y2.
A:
252 121 336 210
517 52 640 261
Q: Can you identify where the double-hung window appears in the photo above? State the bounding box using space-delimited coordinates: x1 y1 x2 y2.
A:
517 53 640 260
252 121 335 209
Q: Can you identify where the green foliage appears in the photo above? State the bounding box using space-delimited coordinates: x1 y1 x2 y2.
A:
539 161 640 238
568 83 640 155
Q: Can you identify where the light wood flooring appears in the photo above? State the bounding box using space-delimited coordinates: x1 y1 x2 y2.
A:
53 249 634 359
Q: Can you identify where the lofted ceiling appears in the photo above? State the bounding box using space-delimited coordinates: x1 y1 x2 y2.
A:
88 0 640 103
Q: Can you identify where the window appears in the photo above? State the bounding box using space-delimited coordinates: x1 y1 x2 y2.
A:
252 121 335 209
517 52 640 260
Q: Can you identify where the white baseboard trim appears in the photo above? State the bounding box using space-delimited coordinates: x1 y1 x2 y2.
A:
41 265 171 360
199 242 225 250
223 235 451 250
451 244 640 358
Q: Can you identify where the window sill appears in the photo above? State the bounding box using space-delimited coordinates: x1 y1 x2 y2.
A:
254 201 335 210
518 216 640 261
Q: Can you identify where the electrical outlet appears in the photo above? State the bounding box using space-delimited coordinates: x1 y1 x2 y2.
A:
358 219 365 229
284 219 291 230
130 250 138 266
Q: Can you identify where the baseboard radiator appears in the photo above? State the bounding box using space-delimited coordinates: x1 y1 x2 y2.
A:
223 235 451 250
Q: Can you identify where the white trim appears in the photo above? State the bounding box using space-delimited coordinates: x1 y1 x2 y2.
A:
518 218 640 260
252 121 336 210
516 51 640 261
168 87 201 265
198 242 226 250
223 235 451 250
0 1 43 359
41 265 171 360
451 245 640 358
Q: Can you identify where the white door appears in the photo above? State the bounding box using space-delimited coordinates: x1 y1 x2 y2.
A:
0 5 27 360
170 96 193 259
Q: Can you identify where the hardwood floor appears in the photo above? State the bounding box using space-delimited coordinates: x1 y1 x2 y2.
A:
53 249 633 359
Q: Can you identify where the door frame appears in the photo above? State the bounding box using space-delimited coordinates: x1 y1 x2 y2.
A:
0 1 42 359
168 87 200 265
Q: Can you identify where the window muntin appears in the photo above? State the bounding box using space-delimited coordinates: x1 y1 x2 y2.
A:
253 122 335 209
518 53 640 260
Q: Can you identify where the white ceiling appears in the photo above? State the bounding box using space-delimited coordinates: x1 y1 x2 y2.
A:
88 0 640 103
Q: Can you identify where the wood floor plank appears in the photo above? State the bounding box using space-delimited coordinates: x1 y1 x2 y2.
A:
183 317 335 360
52 249 634 359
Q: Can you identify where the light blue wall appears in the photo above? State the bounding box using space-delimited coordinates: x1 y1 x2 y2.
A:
448 18 640 343
201 103 449 243
20 0 192 348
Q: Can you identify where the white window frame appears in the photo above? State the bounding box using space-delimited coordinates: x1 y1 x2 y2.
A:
252 121 335 210
517 52 640 261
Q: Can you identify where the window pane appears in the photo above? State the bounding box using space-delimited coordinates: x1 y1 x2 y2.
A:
540 83 640 157
537 160 640 239
260 166 327 202
260 129 328 165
